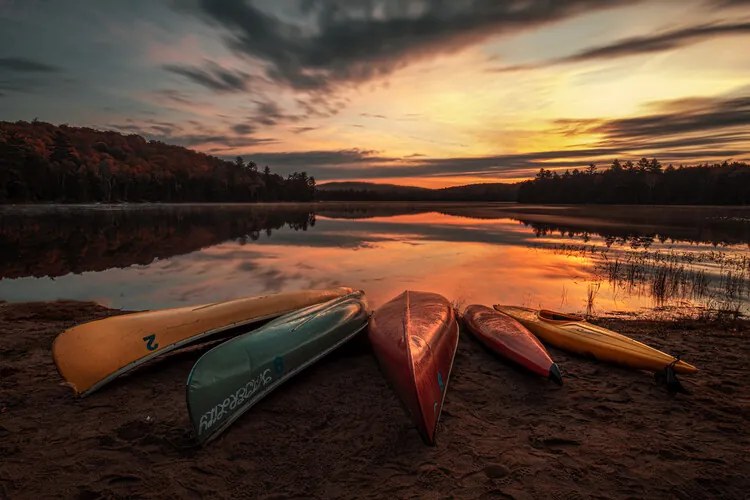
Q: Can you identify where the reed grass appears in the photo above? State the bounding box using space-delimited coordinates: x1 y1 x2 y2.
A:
546 241 749 320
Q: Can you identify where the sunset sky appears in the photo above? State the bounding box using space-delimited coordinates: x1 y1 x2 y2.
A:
1 0 749 187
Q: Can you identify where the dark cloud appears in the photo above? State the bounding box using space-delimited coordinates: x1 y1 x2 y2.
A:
164 61 251 92
106 122 275 148
253 100 291 126
0 57 61 73
231 123 256 135
492 21 750 72
565 22 750 62
107 119 181 137
594 95 750 139
185 0 630 90
248 148 391 168
161 133 275 148
0 57 61 95
293 126 316 134
361 113 387 119
155 89 198 105
609 132 750 153
295 94 346 119
227 101 304 134
0 79 27 93
708 0 750 5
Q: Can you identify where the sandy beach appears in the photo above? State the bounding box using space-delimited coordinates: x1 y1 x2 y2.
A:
1 300 748 499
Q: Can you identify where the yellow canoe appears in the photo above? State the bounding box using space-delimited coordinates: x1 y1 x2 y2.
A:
493 306 698 374
53 287 354 396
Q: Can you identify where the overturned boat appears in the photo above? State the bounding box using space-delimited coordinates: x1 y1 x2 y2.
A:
53 287 354 396
464 304 562 385
369 290 459 445
187 290 369 444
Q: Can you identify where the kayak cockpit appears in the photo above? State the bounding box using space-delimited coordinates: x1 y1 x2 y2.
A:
539 310 584 322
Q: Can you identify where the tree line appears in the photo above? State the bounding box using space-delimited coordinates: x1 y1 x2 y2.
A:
0 120 315 203
518 158 750 205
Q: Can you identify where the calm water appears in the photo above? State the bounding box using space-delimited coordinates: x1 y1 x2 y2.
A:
1 203 748 317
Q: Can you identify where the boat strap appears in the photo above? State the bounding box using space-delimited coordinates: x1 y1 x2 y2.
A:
654 355 690 395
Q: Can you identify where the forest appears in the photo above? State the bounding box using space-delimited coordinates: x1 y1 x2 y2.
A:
518 159 750 205
0 121 315 203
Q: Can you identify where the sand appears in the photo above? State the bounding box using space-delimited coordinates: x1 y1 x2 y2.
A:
1 300 748 499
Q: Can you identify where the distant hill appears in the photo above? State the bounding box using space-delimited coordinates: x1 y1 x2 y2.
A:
317 181 520 201
317 181 430 193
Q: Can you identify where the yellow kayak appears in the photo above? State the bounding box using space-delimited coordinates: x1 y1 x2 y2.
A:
493 306 698 374
53 287 354 396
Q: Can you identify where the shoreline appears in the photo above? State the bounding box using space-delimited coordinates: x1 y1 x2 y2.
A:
1 300 748 498
2 200 750 209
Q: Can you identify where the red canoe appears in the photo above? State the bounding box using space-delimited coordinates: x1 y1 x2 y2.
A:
369 291 460 445
463 305 562 385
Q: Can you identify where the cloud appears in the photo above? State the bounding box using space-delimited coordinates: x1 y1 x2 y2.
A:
708 0 750 6
184 0 630 90
492 21 750 72
0 57 62 95
154 89 198 105
241 93 750 180
252 99 297 126
161 133 276 148
106 122 276 148
0 57 61 73
164 61 251 92
293 126 317 134
561 94 750 140
231 123 255 135
248 148 392 167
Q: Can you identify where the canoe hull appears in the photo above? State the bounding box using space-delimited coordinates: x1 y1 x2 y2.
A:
369 291 459 445
53 287 354 396
464 304 561 384
187 291 369 444
494 305 697 374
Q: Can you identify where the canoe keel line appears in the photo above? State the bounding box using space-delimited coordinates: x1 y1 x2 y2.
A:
187 291 370 444
369 290 459 445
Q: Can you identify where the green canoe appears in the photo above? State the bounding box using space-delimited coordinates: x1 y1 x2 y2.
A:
187 290 369 444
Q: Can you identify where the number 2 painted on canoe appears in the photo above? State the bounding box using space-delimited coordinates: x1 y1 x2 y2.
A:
143 334 159 351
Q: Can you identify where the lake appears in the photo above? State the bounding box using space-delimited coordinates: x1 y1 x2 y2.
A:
1 203 748 317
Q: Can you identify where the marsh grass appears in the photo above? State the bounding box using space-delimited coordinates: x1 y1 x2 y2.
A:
603 253 748 320
586 282 600 319
547 242 749 320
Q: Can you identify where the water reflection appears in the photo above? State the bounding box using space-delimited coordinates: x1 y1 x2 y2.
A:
0 203 748 315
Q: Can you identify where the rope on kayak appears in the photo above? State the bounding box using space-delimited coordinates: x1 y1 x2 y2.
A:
654 354 690 395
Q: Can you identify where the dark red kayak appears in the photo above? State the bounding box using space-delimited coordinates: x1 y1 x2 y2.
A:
369 291 459 445
464 304 562 385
